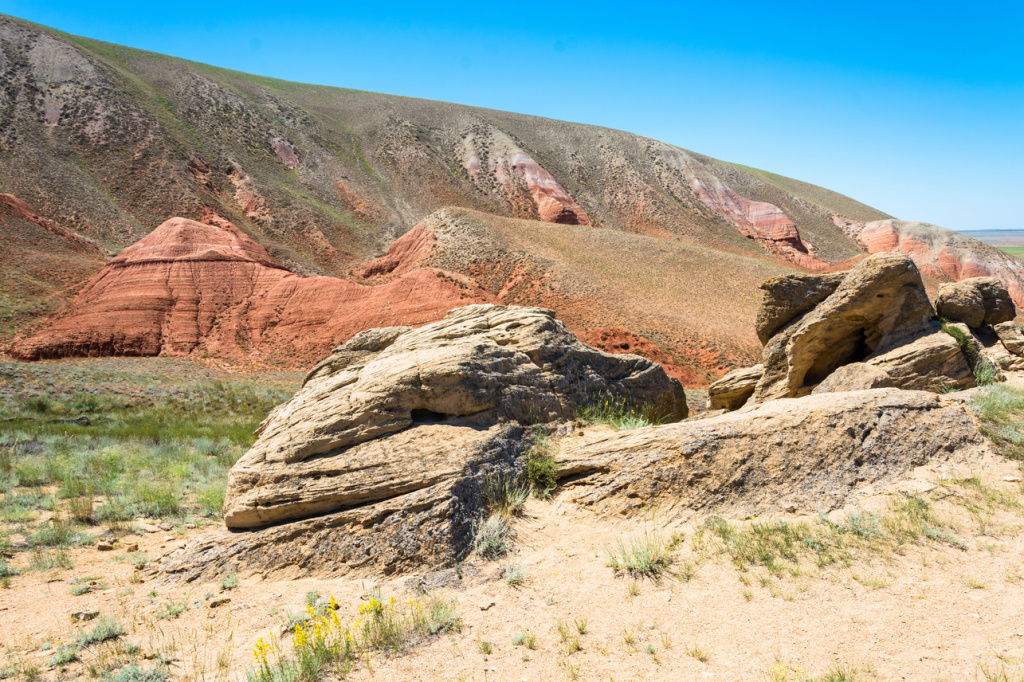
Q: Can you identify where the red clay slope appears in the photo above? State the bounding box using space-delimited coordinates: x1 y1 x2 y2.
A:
7 217 492 365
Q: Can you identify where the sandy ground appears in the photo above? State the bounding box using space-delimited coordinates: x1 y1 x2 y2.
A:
3 443 1024 682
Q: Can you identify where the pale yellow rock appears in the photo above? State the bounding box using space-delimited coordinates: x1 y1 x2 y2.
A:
706 364 763 411
811 363 894 394
754 253 935 402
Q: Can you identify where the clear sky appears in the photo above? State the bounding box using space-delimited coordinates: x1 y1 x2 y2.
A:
7 1 1023 231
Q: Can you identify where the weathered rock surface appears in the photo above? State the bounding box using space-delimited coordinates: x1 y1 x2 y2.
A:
934 282 986 328
935 277 1016 329
754 253 938 402
755 273 846 344
865 331 975 392
557 389 986 516
811 363 894 394
707 365 763 410
985 323 1024 370
152 305 686 580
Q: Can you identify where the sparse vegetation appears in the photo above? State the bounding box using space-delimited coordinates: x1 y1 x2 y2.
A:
973 384 1024 459
473 513 512 559
575 398 665 430
694 496 968 576
0 362 298 573
607 524 680 580
524 432 559 496
941 321 999 385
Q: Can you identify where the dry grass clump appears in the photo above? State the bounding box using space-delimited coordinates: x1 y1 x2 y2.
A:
607 523 683 580
972 384 1024 460
575 398 666 431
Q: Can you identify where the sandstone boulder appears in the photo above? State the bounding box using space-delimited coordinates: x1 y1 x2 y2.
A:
811 363 894 394
994 321 1024 357
972 324 1024 372
706 364 763 411
755 273 846 345
865 331 975 391
152 305 686 581
754 254 936 403
556 389 985 516
935 277 1016 329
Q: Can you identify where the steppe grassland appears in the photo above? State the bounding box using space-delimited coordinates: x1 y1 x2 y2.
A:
0 358 300 566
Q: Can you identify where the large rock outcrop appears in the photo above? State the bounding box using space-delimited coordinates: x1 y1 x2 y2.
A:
755 273 846 345
935 277 1016 329
557 389 985 515
753 253 950 402
152 305 687 580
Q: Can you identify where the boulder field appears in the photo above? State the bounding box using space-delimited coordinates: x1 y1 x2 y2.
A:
153 299 991 582
707 253 1024 410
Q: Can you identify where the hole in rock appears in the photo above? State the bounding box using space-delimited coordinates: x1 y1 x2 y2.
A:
410 408 449 423
801 326 874 387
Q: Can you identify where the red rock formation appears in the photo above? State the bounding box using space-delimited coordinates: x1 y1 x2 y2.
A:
462 130 593 226
8 217 492 364
355 222 437 280
335 181 385 224
835 216 1024 308
690 176 828 270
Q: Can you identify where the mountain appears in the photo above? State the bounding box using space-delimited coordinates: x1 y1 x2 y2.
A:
1 15 1019 383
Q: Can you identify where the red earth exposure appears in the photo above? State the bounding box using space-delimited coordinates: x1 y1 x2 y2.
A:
7 216 493 366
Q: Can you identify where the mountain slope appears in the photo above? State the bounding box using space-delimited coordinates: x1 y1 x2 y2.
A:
1 14 1020 381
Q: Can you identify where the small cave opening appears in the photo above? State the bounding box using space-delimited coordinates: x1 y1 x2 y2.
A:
410 408 448 423
801 326 874 387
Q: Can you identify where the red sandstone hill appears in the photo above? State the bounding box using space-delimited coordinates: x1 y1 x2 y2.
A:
1 14 1021 383
10 210 794 383
7 216 489 367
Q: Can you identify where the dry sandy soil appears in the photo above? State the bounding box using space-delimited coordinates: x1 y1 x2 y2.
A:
3 413 1024 682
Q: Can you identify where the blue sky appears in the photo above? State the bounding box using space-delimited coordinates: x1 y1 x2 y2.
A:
7 1 1023 231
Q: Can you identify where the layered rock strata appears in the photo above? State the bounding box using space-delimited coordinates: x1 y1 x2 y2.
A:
558 389 984 516
152 305 687 580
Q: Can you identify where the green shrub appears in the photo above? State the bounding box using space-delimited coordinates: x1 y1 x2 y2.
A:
76 616 126 646
941 322 998 385
132 481 181 518
972 384 1024 459
575 398 665 430
484 474 529 518
524 433 558 496
196 482 226 518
